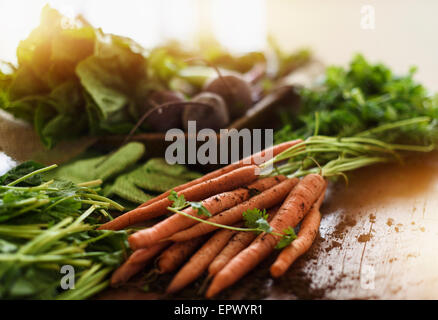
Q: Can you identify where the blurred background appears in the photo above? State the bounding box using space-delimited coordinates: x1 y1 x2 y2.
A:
0 0 437 89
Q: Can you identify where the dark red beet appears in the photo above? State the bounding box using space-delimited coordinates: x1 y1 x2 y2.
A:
204 75 253 120
182 92 229 131
144 90 185 132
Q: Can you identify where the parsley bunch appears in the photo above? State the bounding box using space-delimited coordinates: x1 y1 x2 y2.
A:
276 54 438 146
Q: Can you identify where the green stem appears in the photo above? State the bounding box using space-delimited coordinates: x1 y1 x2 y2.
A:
99 209 114 221
75 264 102 288
84 194 124 211
79 230 113 245
0 253 92 264
355 116 431 137
0 224 45 238
2 197 38 208
72 205 97 226
168 207 282 237
44 194 77 212
57 266 111 300
18 218 87 255
7 199 50 221
0 184 58 192
81 199 110 207
49 246 84 255
387 143 434 152
7 164 58 186
77 179 103 188
262 129 436 178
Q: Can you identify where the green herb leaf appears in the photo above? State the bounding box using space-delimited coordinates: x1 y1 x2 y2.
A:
275 227 298 249
189 202 211 217
168 190 187 209
243 208 272 234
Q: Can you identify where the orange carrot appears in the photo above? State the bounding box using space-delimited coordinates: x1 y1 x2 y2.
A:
110 241 170 287
166 228 237 294
137 140 302 208
157 237 206 274
208 231 257 278
99 165 259 230
205 174 326 298
168 178 299 242
128 176 285 249
270 189 326 278
208 206 279 276
269 174 326 235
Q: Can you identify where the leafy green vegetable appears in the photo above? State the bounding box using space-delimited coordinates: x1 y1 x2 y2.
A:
0 162 130 299
106 158 202 205
147 48 186 86
0 161 45 186
275 54 438 146
0 218 129 300
0 162 123 224
143 158 201 180
48 143 202 207
76 56 129 119
75 34 147 127
46 142 145 184
0 6 148 147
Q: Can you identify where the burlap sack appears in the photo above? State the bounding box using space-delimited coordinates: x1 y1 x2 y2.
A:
0 109 96 165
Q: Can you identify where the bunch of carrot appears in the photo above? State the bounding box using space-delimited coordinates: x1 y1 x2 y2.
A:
99 117 435 297
100 140 329 297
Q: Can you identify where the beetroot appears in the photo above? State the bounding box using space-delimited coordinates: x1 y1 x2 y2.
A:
182 92 229 131
144 90 185 132
204 75 253 120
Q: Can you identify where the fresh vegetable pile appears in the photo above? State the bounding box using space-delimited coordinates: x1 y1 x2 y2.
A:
98 115 436 297
2 3 438 301
92 55 438 298
0 162 130 299
0 5 310 148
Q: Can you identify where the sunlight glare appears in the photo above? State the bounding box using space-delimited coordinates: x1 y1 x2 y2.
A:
210 0 266 53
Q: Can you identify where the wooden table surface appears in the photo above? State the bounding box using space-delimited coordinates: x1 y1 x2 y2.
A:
100 151 438 300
